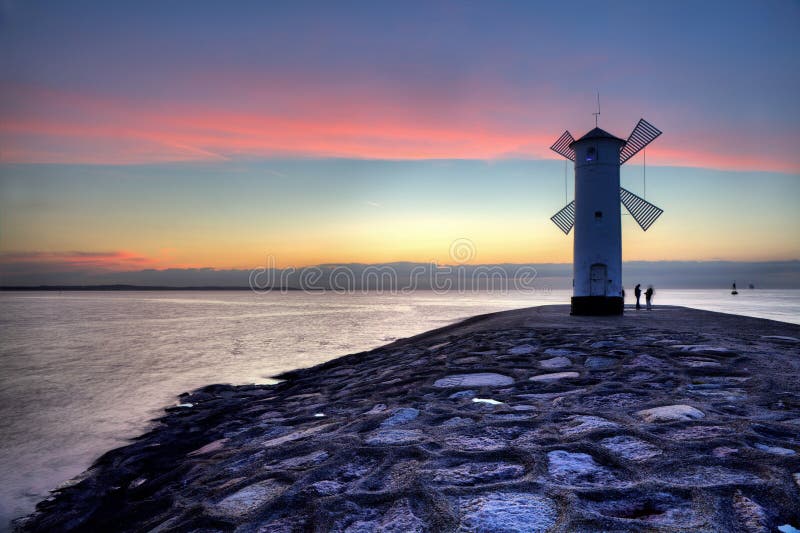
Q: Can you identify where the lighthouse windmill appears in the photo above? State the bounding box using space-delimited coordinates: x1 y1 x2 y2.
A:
549 117 664 315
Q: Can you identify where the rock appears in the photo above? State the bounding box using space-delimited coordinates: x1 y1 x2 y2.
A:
310 480 344 495
529 371 580 382
539 356 572 369
732 491 769 532
636 405 704 422
666 425 731 440
328 499 424 532
754 443 796 455
53 470 93 491
484 413 530 422
516 388 586 401
663 466 761 487
560 415 618 437
427 461 525 485
381 498 427 532
444 435 507 451
712 446 739 458
458 492 557 533
629 371 656 381
144 515 183 533
543 348 578 357
262 424 333 448
279 450 330 469
449 390 476 400
207 479 285 518
590 340 616 349
509 344 536 355
472 397 504 405
599 435 662 461
761 335 800 343
366 404 388 414
547 450 617 485
584 356 616 370
672 344 736 356
188 438 228 456
441 417 474 427
453 356 483 365
433 373 514 388
581 392 645 410
336 459 376 481
429 341 451 351
629 354 669 368
778 526 800 533
794 472 800 489
685 387 746 401
364 429 424 445
128 477 147 489
679 357 722 368
381 407 420 427
587 493 703 528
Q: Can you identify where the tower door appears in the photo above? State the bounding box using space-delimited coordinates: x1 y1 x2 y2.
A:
590 263 607 296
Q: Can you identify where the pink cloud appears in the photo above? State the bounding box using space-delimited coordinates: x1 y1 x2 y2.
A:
0 250 160 273
0 81 797 173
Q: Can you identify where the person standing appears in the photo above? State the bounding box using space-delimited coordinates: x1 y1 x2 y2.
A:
645 286 654 310
634 284 642 310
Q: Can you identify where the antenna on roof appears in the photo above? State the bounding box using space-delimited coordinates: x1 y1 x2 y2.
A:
592 92 601 127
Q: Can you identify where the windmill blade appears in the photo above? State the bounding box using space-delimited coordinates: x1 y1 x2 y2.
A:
619 118 662 164
550 130 576 161
620 187 663 231
550 201 575 234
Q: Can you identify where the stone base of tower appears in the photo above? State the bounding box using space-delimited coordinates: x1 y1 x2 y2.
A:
571 296 623 316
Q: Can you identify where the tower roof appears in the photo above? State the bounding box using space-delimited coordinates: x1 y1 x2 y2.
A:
569 127 625 146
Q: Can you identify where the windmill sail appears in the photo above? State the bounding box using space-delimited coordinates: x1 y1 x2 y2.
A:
619 119 662 164
550 201 575 234
550 131 576 161
620 187 663 231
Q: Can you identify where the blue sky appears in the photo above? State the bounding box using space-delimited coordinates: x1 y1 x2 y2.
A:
0 0 798 284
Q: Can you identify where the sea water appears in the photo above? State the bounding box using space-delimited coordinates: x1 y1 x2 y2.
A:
0 289 797 528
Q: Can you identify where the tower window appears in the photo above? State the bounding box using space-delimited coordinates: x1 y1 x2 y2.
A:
586 147 596 162
595 211 603 219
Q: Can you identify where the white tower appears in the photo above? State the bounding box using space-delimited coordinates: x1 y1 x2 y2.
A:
550 119 664 315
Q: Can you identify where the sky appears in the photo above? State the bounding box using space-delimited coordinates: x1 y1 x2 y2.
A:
0 1 799 285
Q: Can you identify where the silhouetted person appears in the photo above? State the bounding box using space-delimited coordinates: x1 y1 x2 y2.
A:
634 284 642 310
645 286 654 310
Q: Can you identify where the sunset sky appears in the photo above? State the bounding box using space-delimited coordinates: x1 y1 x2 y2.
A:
1 1 798 283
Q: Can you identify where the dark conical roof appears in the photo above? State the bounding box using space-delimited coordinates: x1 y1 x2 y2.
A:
569 127 625 146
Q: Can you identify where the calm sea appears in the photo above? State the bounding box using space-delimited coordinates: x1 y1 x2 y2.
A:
0 289 798 528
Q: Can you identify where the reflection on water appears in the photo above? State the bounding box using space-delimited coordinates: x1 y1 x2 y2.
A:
0 289 797 528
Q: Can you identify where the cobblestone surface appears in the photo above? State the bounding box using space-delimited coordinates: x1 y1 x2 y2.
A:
18 305 800 532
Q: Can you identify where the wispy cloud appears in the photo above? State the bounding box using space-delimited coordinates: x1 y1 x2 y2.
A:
1 82 797 173
0 250 159 273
